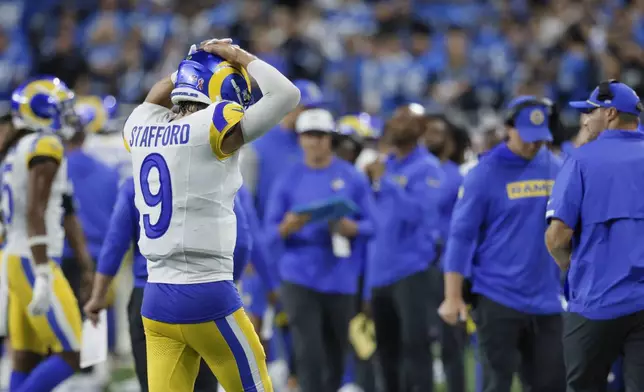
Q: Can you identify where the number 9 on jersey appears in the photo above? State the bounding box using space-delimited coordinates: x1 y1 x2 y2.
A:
140 153 173 239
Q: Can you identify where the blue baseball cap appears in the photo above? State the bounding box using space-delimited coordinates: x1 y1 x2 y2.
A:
294 79 327 108
506 96 553 143
569 82 642 116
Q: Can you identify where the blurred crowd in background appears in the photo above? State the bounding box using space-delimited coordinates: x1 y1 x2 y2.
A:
1 0 643 138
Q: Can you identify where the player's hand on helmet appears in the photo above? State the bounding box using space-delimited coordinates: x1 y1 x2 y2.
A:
28 264 53 316
202 40 257 68
197 38 233 50
84 295 107 326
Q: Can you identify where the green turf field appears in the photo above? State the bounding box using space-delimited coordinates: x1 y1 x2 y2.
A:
105 349 523 392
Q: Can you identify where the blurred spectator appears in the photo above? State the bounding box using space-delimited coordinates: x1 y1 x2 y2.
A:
0 27 30 113
129 0 187 68
1 0 641 141
84 0 128 93
118 28 145 102
37 12 88 90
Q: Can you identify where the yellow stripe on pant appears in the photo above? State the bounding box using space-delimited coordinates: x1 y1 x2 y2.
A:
2 253 82 354
143 307 272 392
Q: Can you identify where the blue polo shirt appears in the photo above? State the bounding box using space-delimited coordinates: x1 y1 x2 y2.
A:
547 130 644 319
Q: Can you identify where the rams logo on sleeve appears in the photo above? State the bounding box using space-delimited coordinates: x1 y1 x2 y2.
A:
209 100 245 160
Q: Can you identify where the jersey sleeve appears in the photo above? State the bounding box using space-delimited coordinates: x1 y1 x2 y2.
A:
26 134 64 165
209 101 244 160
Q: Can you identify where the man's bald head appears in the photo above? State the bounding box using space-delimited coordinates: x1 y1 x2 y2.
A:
388 104 425 147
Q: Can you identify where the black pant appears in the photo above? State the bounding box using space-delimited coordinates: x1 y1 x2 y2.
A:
563 310 644 392
427 265 466 392
61 257 93 373
372 269 434 392
281 282 354 392
61 257 87 310
473 295 565 392
128 287 218 392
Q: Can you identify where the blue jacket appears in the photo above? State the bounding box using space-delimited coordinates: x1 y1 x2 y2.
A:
237 185 279 291
445 144 562 314
366 146 443 292
97 177 147 287
252 126 302 222
548 130 644 319
64 149 119 259
265 157 374 294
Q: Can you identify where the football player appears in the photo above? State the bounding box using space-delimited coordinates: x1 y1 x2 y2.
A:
0 76 94 391
76 95 132 181
100 39 299 391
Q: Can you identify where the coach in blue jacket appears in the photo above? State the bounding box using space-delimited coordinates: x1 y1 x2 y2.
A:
363 104 443 392
440 97 565 392
546 81 644 391
265 108 374 392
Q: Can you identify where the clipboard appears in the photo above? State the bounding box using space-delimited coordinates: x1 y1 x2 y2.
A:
291 196 359 223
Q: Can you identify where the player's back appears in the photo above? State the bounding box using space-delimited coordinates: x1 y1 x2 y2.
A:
124 101 243 284
1 132 67 258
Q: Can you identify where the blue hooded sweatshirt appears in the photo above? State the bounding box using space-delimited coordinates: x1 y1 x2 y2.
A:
444 143 562 314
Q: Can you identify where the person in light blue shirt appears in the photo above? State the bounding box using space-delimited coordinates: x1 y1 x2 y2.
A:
265 108 374 392
546 80 644 391
440 97 565 392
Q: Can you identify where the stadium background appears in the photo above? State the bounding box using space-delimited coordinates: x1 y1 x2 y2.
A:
0 0 642 390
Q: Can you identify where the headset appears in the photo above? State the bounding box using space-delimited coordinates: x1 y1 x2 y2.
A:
504 97 566 145
596 79 644 113
504 97 551 126
597 79 619 102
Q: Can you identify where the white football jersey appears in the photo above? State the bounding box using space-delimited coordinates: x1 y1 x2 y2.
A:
83 132 132 182
123 101 244 284
1 133 69 258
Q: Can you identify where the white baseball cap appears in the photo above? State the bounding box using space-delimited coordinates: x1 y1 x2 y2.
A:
296 109 335 134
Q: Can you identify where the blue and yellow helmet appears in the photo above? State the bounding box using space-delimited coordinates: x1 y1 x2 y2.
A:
337 113 383 140
11 76 78 137
75 95 119 133
171 50 253 108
